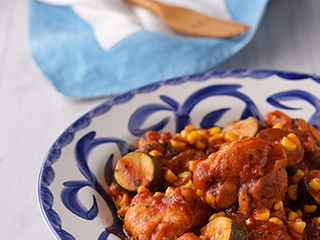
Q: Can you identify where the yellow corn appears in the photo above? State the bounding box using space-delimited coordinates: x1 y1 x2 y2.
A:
281 136 297 151
186 180 194 189
291 169 305 184
195 139 207 150
197 129 208 136
303 204 317 213
254 208 270 221
296 209 303 218
269 217 284 226
153 192 164 197
180 130 190 139
288 211 300 221
149 150 163 158
196 189 203 197
206 193 216 208
164 169 178 184
170 139 186 148
187 130 201 145
184 124 195 132
208 133 224 144
291 220 306 234
210 126 221 135
178 171 192 179
311 178 320 191
288 184 298 201
199 235 208 240
116 193 130 206
209 212 226 222
119 205 129 211
137 186 149 193
188 160 198 172
273 200 284 210
273 123 282 129
165 186 175 195
245 217 254 226
224 131 238 142
287 133 301 148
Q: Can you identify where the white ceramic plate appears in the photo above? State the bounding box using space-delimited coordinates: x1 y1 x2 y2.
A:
38 69 320 240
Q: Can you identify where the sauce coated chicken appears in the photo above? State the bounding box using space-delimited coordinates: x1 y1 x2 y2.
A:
107 111 320 240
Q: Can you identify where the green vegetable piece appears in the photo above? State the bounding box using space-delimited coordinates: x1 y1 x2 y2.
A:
114 152 161 193
201 216 248 240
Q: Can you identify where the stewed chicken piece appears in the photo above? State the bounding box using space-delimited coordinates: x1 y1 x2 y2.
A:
124 186 211 240
193 137 288 215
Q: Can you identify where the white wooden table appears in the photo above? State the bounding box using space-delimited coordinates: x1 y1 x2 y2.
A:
1 0 320 239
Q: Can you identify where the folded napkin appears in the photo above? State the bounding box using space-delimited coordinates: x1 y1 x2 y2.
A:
30 0 269 99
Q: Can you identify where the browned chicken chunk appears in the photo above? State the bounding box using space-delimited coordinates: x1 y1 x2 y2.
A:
124 186 211 240
193 137 288 215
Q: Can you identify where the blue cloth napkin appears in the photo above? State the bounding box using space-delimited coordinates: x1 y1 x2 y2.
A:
29 0 269 99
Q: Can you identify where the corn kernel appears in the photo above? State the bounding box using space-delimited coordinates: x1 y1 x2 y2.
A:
287 133 301 148
197 129 208 136
170 139 186 148
288 184 298 201
269 217 284 226
288 211 300 221
188 160 198 172
291 169 305 184
281 136 297 151
303 204 317 213
164 169 178 184
195 139 207 150
273 123 283 129
116 193 130 206
184 124 195 132
311 178 320 191
178 171 192 179
153 192 164 197
254 208 270 221
245 217 254 226
165 187 175 195
210 126 221 135
296 209 303 218
209 212 226 222
196 189 203 197
208 133 224 144
180 130 190 139
149 150 163 158
274 200 284 210
291 220 306 234
186 179 195 189
187 130 201 145
199 235 208 240
137 186 149 193
224 131 238 142
206 193 216 208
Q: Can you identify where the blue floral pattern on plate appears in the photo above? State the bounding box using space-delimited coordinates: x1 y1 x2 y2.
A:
38 69 320 240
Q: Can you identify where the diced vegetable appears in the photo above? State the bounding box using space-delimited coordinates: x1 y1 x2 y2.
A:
114 152 161 193
221 116 262 138
200 216 248 240
299 170 320 214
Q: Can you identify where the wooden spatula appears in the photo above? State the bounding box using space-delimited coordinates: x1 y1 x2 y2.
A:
124 0 249 38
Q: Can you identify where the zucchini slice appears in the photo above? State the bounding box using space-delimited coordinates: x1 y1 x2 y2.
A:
299 170 320 214
114 152 161 193
201 216 248 240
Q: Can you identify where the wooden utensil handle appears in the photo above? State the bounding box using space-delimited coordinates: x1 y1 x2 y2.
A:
124 0 163 15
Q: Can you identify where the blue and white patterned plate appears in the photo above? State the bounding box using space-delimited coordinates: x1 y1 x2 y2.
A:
38 69 320 240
